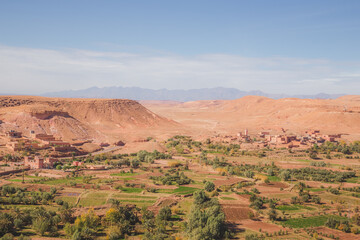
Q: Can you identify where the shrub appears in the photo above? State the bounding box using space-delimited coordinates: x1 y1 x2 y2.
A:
157 206 172 221
204 181 215 192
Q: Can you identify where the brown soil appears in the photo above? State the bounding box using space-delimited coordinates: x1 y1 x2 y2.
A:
239 219 286 233
148 195 181 214
259 182 288 188
222 203 251 222
213 177 246 187
315 227 358 240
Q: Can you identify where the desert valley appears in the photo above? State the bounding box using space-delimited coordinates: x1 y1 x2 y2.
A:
0 95 360 239
1 1 360 239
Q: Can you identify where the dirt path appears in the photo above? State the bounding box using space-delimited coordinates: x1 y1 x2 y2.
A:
105 191 115 204
75 190 88 206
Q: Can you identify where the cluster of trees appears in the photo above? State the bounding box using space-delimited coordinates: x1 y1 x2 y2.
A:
0 196 178 240
137 150 172 163
325 217 354 233
342 186 360 198
199 153 229 169
206 142 240 156
0 186 58 206
200 152 280 179
343 186 360 193
310 161 327 167
142 205 175 240
290 182 321 204
249 194 267 210
199 147 355 184
230 162 279 179
0 206 64 238
185 190 230 240
166 136 202 153
317 141 360 155
64 199 143 240
149 170 193 185
278 167 355 182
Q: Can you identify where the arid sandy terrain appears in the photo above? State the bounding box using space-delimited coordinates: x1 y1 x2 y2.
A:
1 95 360 145
0 96 181 144
143 95 360 140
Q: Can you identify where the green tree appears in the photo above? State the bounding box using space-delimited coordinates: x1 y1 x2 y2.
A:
0 213 14 237
31 207 59 236
268 209 278 221
279 170 291 181
157 206 172 221
204 181 215 192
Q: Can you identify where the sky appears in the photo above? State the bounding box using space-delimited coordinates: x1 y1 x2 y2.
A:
0 0 360 95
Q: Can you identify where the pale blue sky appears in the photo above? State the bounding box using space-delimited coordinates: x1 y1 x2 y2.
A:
0 0 359 94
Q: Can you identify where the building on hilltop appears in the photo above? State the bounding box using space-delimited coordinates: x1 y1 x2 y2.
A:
24 156 58 169
30 131 76 152
32 133 56 142
6 141 41 151
5 130 22 138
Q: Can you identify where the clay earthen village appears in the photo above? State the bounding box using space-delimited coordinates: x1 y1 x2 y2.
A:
0 126 343 171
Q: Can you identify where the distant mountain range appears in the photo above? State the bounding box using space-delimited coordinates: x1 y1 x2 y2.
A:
43 86 345 102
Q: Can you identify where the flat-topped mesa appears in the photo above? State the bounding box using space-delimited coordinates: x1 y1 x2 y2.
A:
0 96 179 142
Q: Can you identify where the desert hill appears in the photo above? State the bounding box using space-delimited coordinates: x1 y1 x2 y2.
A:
0 96 179 143
143 95 360 139
1 95 359 144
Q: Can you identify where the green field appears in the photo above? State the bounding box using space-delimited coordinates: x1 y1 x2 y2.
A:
112 193 157 199
110 172 139 177
276 204 314 211
304 188 325 192
158 186 199 195
78 192 109 207
119 187 143 193
267 175 281 182
282 215 345 228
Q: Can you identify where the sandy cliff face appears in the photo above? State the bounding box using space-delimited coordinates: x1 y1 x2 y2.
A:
0 96 178 142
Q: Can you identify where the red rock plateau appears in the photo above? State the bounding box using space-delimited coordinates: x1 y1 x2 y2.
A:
142 95 360 140
0 96 179 143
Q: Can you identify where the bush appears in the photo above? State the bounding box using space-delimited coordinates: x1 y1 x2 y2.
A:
268 209 278 221
157 206 172 221
204 181 215 192
0 213 14 237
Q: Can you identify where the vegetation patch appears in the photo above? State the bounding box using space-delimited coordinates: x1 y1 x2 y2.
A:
220 196 236 200
118 187 143 193
282 215 345 228
110 172 138 177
